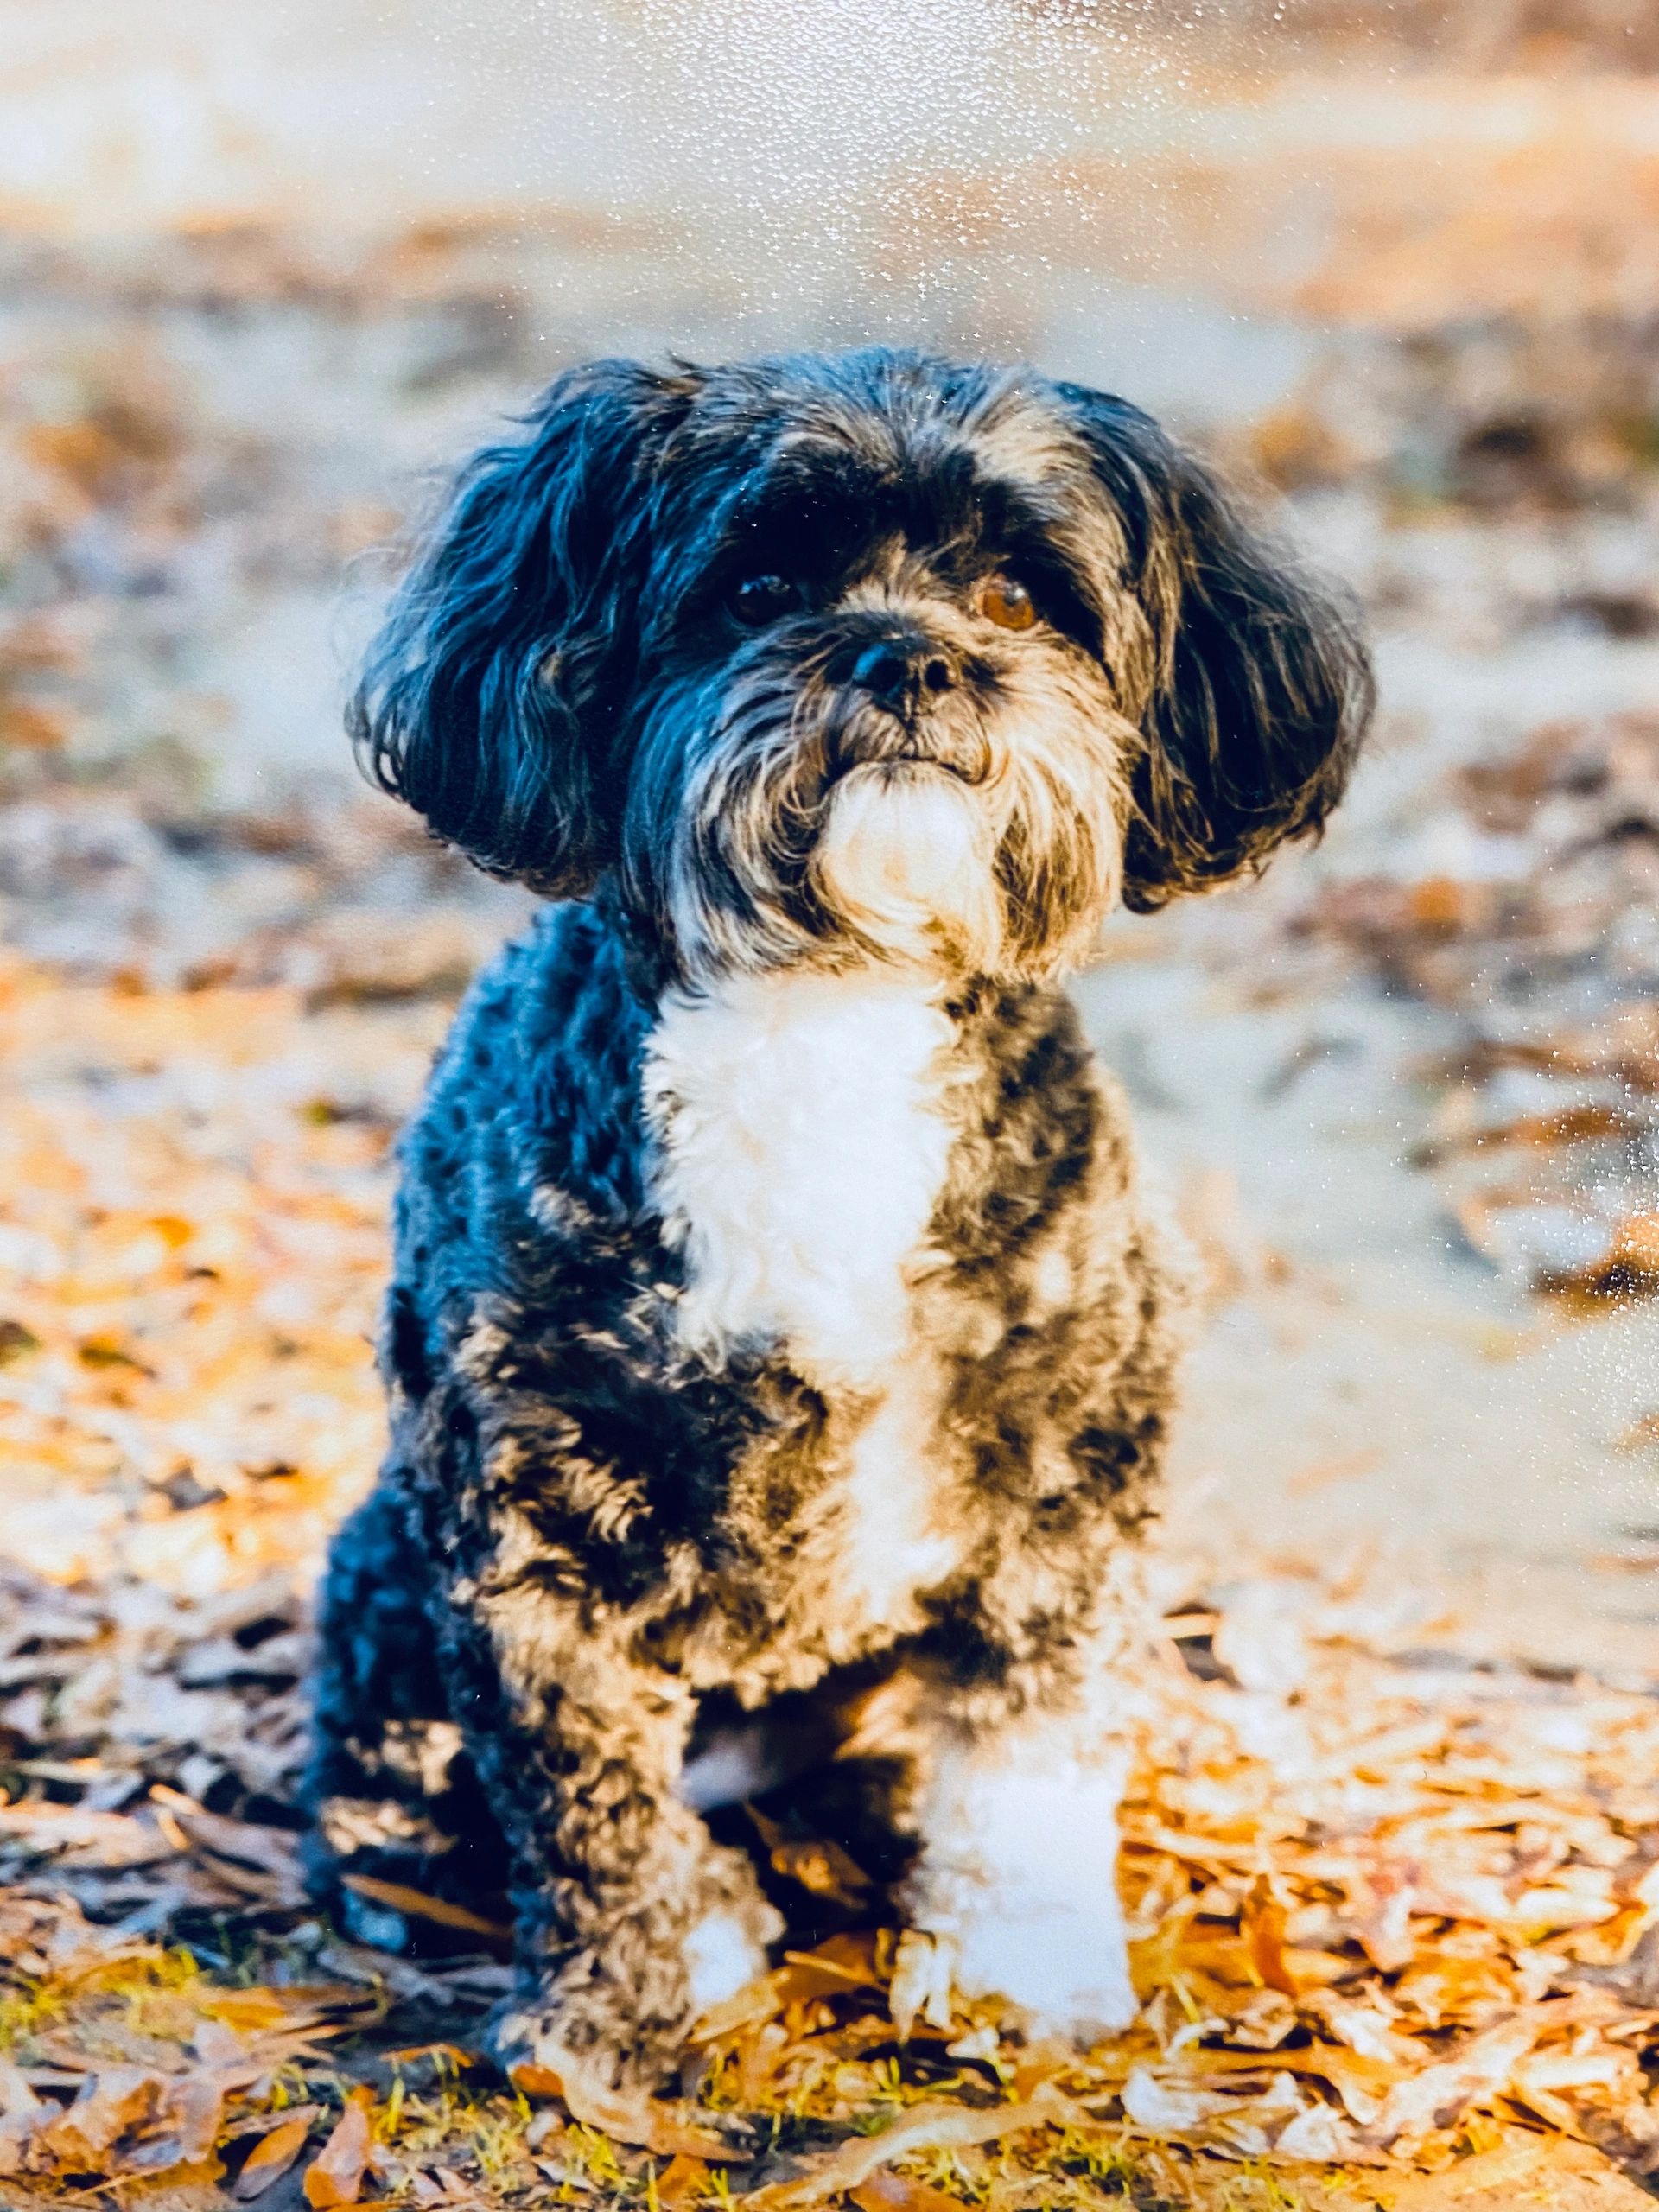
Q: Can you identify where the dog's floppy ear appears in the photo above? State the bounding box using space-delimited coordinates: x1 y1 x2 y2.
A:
351 359 696 894
1057 385 1375 912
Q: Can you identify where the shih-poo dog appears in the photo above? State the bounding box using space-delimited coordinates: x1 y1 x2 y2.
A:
302 347 1372 2100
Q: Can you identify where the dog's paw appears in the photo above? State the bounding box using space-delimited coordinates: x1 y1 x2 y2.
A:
488 1998 662 2116
487 1998 582 2088
949 1899 1138 2043
489 2003 690 2146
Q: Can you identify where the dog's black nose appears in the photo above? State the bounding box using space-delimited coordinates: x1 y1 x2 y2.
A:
850 638 957 716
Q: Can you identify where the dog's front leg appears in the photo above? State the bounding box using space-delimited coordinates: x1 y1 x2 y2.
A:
474 1620 783 2095
899 1694 1137 2043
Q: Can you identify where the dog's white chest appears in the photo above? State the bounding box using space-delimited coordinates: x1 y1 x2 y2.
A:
644 969 957 1383
643 969 963 1626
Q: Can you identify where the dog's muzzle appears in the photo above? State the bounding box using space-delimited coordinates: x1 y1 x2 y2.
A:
824 630 990 785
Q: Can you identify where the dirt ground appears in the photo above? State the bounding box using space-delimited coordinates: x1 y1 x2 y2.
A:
4 3 1659 2206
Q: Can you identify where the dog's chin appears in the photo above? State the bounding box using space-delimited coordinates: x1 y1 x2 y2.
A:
811 762 1004 976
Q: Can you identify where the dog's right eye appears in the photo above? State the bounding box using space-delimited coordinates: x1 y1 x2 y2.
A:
729 575 801 626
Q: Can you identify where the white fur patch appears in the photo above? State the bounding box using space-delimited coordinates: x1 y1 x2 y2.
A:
644 968 965 1632
907 1737 1137 2037
684 1909 770 2012
644 969 957 1388
1029 1239 1076 1316
815 766 1002 973
834 1353 959 1630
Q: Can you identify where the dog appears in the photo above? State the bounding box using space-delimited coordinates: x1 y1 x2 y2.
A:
302 347 1372 2098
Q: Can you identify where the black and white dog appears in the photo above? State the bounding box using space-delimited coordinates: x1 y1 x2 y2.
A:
303 349 1372 2098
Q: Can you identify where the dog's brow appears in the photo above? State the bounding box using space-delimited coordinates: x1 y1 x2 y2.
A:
712 411 1107 618
719 448 899 563
960 399 1088 491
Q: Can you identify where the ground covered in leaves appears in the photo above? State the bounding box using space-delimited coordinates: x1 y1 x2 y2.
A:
1301 705 1659 1313
6 796 1659 2212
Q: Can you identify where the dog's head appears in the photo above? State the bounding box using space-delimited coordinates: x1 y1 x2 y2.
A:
353 348 1373 984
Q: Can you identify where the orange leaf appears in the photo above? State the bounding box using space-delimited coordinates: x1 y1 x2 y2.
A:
303 2097 372 2209
340 1873 510 1943
0 701 67 749
741 2092 1066 2209
851 2171 966 2212
510 2059 734 2159
766 1836 872 1906
508 2063 567 2101
169 2075 225 2164
777 1932 881 2003
38 2069 168 2164
1406 875 1476 933
1245 1878 1297 1998
655 2152 713 2209
238 2118 312 2201
745 1807 871 1907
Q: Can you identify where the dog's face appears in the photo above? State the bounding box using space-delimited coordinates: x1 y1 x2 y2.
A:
625 365 1149 983
354 350 1372 985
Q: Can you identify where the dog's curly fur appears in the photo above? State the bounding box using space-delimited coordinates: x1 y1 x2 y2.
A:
303 347 1373 2096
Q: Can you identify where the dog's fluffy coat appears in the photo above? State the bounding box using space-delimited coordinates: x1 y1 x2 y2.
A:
303 348 1372 2094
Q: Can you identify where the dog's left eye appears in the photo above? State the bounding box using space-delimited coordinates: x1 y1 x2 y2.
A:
976 575 1038 632
729 575 802 626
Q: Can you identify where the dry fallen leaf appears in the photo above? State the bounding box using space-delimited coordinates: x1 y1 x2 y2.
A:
849 2170 968 2212
652 2152 712 2209
168 2077 227 2165
37 2067 168 2166
236 2117 314 2201
302 2095 373 2209
744 2089 1072 2209
1385 2130 1656 2208
510 2060 734 2161
339 1874 511 1944
1364 2018 1543 2148
1244 1878 1298 1999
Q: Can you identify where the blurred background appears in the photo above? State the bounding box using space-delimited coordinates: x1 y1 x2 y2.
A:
4 0 1659 1694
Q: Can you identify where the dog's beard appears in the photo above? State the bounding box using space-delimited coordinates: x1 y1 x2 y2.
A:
814 766 1003 972
628 650 1133 986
